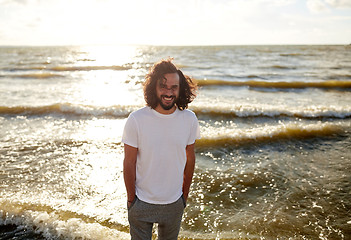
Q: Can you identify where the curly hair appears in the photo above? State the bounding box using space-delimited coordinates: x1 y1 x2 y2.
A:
143 59 197 110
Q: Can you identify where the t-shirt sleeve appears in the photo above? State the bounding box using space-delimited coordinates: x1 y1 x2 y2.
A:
187 115 201 145
122 114 138 148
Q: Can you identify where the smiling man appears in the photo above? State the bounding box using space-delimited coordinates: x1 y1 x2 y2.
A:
122 59 200 240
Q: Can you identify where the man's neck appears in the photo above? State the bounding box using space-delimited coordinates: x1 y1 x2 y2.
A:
154 105 177 115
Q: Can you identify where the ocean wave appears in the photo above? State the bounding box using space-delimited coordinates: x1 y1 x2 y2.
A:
246 74 261 79
0 103 137 118
77 58 96 62
1 103 350 119
3 65 132 72
13 73 65 79
280 53 303 57
0 199 129 240
191 105 351 119
196 79 351 89
270 65 296 70
197 122 347 148
327 74 351 80
49 65 132 71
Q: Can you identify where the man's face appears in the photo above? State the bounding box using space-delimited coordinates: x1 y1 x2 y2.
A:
156 73 180 111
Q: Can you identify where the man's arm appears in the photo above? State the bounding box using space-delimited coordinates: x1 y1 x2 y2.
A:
183 143 196 202
123 144 138 207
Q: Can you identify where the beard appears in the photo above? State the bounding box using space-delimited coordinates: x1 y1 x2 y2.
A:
158 94 178 111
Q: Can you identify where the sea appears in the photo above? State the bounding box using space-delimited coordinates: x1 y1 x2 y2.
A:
0 45 350 240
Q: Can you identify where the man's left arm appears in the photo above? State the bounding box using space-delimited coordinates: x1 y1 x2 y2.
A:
183 143 196 202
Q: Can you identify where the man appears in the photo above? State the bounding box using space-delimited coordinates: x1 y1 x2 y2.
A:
122 59 200 240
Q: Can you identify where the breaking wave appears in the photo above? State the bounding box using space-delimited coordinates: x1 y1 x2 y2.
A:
1 104 351 119
0 200 129 240
0 103 137 118
191 105 351 119
197 122 347 147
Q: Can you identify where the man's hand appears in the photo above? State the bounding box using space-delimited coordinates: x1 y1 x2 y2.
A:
127 198 135 208
123 144 138 209
183 143 196 203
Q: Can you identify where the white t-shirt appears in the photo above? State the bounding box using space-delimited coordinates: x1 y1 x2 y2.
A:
122 106 200 204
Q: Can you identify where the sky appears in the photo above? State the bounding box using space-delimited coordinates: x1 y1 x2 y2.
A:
0 0 350 46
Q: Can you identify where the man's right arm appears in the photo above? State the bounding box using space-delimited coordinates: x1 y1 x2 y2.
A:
123 144 138 208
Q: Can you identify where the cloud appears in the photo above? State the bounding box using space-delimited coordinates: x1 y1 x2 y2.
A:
307 0 351 12
0 0 28 5
325 0 351 8
306 0 329 12
256 0 296 6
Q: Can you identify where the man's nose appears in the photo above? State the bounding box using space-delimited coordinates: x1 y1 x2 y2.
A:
164 88 173 95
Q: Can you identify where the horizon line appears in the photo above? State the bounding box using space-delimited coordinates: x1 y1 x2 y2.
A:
0 43 350 48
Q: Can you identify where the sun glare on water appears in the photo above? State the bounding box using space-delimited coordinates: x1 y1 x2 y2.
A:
78 45 137 66
69 45 145 107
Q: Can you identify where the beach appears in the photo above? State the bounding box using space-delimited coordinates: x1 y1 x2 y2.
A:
1 45 351 239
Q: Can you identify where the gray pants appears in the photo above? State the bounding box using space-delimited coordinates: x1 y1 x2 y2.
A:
128 196 186 240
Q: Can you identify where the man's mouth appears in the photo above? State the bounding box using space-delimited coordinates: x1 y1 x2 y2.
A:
159 95 177 110
162 95 175 102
